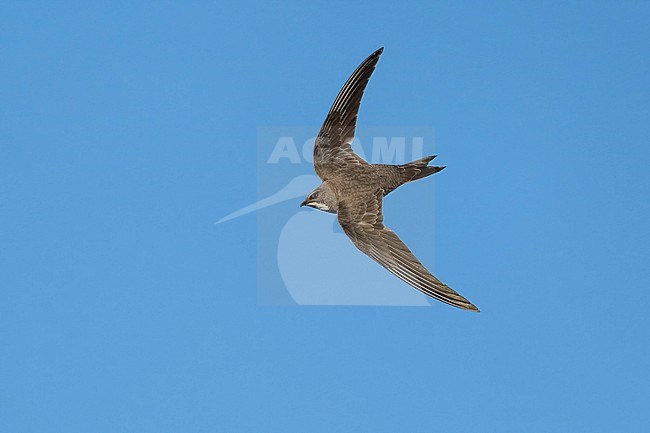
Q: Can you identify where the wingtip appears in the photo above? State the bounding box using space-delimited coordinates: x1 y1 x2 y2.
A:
456 302 480 312
374 47 384 56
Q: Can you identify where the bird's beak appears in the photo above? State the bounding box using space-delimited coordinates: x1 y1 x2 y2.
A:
300 199 308 207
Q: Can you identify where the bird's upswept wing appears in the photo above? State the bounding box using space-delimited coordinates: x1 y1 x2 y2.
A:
313 47 383 180
337 190 479 312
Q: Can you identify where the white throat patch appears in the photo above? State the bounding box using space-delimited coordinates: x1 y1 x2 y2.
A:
311 202 330 211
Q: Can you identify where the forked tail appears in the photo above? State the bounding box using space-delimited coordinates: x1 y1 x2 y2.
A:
400 155 445 182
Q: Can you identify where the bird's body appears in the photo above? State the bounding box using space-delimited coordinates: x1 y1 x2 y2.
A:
301 48 479 312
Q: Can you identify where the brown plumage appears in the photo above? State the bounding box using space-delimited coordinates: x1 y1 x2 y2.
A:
301 48 479 312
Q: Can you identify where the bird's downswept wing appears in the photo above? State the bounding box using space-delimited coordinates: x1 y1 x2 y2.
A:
337 190 479 312
313 47 384 180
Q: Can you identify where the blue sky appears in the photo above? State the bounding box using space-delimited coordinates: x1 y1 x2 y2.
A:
2 1 649 432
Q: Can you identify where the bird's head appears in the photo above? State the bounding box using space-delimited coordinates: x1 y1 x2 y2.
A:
300 182 338 213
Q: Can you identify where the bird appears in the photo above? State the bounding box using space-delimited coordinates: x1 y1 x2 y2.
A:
300 47 479 312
